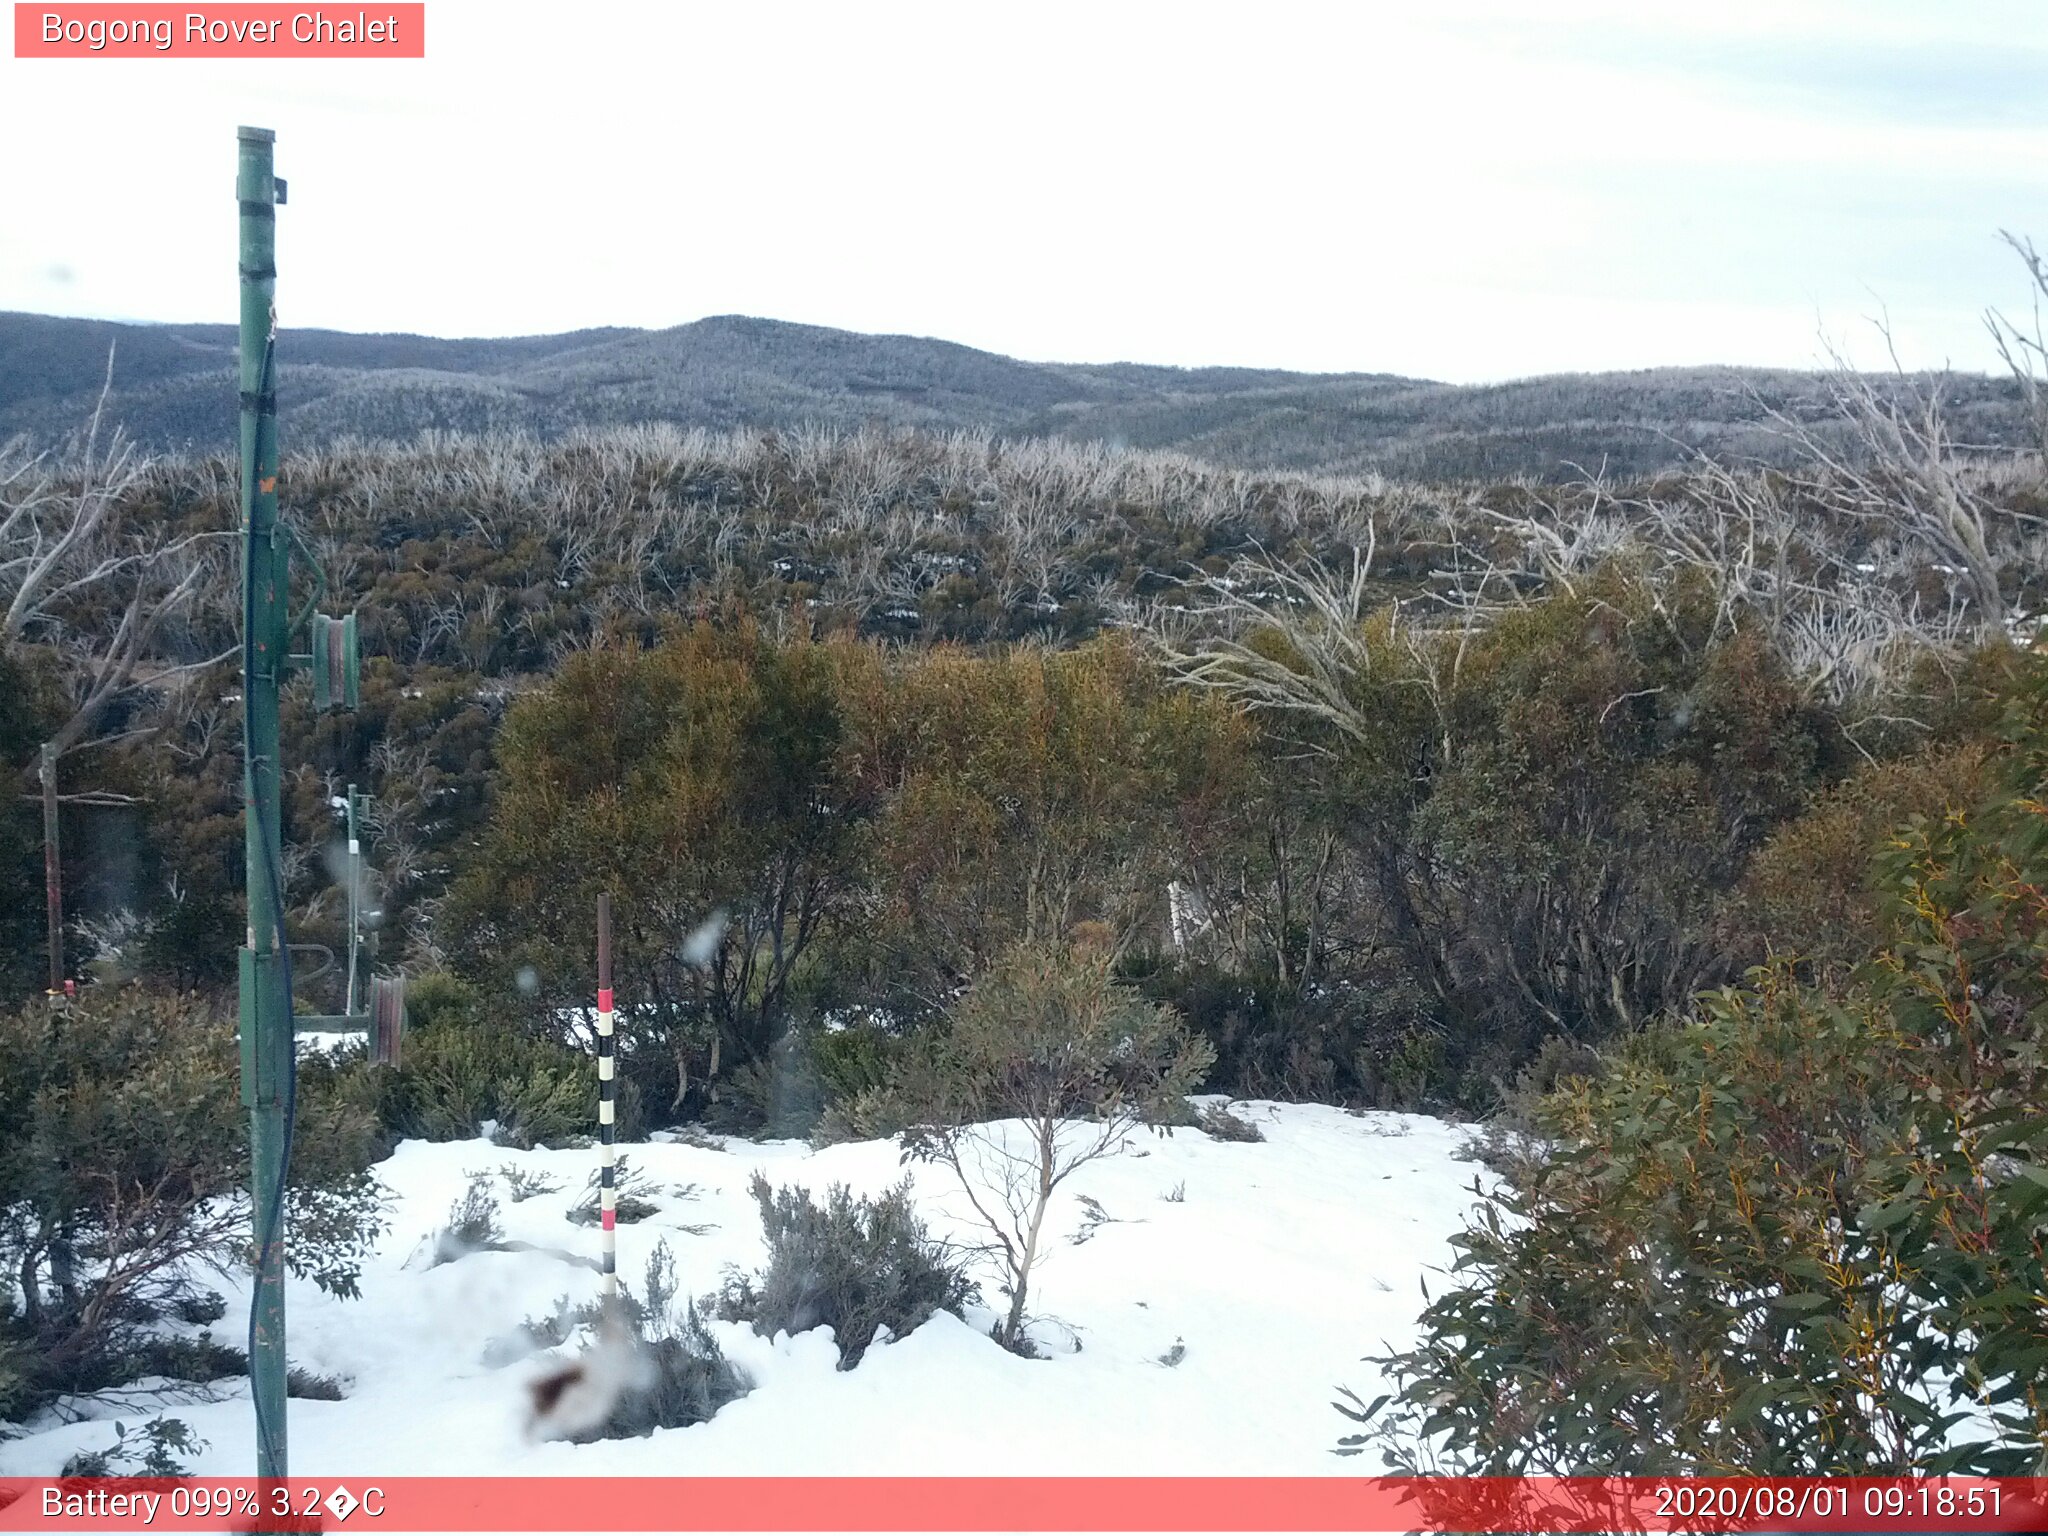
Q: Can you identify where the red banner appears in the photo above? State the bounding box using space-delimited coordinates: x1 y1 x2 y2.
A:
1 1477 2045 1532
13 5 425 58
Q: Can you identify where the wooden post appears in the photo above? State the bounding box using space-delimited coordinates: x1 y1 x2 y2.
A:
40 741 60 992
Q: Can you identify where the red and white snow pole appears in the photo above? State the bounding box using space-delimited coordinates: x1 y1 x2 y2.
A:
596 892 617 1302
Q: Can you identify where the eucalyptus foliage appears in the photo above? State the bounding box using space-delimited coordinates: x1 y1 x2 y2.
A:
1347 663 2048 1475
0 987 386 1419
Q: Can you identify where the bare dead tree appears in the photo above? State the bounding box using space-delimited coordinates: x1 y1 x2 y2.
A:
1751 325 2039 644
1145 531 1382 748
1415 441 2007 714
2 353 233 767
1987 229 2048 461
2 354 237 984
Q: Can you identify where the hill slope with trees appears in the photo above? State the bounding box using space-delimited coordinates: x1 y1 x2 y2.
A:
2 308 2030 482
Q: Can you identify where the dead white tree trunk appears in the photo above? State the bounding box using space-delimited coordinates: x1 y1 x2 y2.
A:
2 348 232 770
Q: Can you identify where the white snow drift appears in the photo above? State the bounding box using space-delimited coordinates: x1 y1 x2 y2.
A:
0 1101 1484 1477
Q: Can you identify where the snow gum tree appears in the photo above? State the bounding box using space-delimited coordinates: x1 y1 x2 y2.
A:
883 943 1212 1351
444 620 879 1114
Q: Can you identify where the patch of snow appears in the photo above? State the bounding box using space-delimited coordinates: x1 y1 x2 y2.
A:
295 1031 361 1060
0 1105 1484 1477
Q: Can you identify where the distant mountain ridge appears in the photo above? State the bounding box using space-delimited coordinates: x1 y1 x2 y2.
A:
0 309 2026 482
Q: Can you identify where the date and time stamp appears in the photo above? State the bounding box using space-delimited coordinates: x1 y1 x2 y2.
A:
1654 1478 2011 1524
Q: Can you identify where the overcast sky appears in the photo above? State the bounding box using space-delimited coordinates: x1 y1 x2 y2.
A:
2 0 2044 382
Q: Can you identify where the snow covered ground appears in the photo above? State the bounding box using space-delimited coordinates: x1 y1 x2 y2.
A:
0 1101 1484 1478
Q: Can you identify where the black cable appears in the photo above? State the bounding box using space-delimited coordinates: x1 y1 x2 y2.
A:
242 330 298 1475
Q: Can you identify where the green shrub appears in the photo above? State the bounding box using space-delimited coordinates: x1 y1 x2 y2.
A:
332 973 634 1149
0 648 63 1010
442 624 877 1123
809 1025 904 1105
723 1023 909 1140
709 1174 978 1368
1134 959 1454 1111
1348 662 2048 1475
1724 737 1996 980
1402 580 1841 1074
721 1034 826 1138
0 987 385 1420
0 1327 34 1423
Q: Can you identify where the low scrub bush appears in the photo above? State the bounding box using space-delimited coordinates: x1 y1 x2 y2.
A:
1194 1101 1264 1142
611 1244 748 1437
566 1158 662 1226
131 1333 246 1385
173 1292 228 1326
332 974 634 1149
529 1242 748 1441
885 943 1211 1350
499 1164 563 1202
286 1367 348 1400
709 1174 978 1368
432 1174 505 1264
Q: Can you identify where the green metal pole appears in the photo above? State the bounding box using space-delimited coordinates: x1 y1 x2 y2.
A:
236 123 291 1483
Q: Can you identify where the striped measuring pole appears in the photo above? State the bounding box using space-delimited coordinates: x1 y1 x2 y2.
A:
596 892 617 1301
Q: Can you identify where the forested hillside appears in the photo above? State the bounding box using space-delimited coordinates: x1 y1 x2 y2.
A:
3 308 2031 481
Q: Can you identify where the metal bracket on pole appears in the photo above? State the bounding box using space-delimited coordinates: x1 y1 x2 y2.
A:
310 611 359 710
297 976 408 1066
